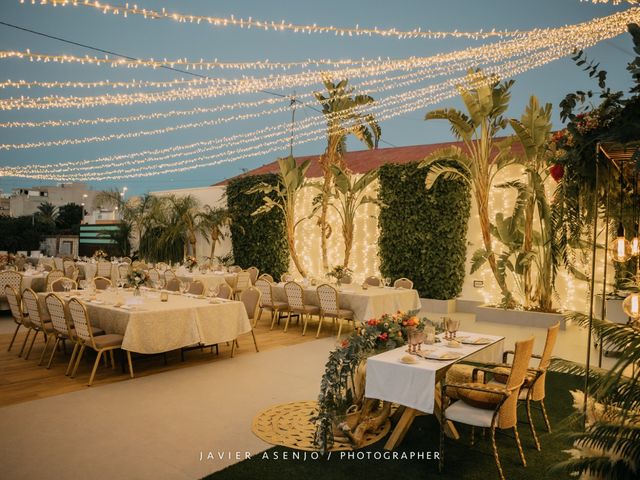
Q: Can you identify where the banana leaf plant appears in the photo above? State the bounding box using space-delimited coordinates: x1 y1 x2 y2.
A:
420 70 517 306
309 166 378 269
247 155 310 277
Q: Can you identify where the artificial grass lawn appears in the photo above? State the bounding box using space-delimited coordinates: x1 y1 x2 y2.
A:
205 372 582 480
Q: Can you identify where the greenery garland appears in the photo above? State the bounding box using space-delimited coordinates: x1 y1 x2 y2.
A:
377 162 471 299
226 174 289 280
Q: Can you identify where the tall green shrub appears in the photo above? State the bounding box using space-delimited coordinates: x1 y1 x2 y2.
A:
227 174 289 280
378 162 471 299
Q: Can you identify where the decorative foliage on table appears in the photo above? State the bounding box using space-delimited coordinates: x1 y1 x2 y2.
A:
184 255 197 272
227 173 289 281
312 309 427 453
550 311 640 479
378 162 470 300
326 264 353 285
92 249 107 260
126 267 147 288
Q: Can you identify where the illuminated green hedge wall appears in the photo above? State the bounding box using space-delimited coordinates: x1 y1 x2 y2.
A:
378 162 471 299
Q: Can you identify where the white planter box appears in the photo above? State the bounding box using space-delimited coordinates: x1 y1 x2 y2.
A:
476 305 566 330
420 298 456 314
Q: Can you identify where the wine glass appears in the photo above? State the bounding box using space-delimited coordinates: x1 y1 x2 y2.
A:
445 318 460 340
384 277 391 288
208 284 220 300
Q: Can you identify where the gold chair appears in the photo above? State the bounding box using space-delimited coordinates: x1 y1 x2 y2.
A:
50 277 78 293
440 337 535 480
217 283 232 299
96 260 112 279
255 278 287 328
259 273 274 283
234 271 252 299
68 297 134 386
316 283 355 339
165 277 182 292
42 263 54 272
488 322 560 450
228 265 242 273
394 277 414 289
117 264 130 279
43 293 77 371
45 270 65 291
1 270 23 304
231 287 261 357
21 288 54 364
246 266 260 285
5 285 30 355
62 260 75 276
92 276 112 290
187 280 205 296
364 276 381 286
164 269 178 285
283 281 319 333
147 268 161 287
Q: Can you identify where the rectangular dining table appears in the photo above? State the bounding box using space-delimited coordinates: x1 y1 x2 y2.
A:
38 289 251 354
271 283 422 321
365 331 505 450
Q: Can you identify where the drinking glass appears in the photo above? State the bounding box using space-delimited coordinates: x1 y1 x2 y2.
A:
208 284 220 299
445 318 460 340
384 277 391 288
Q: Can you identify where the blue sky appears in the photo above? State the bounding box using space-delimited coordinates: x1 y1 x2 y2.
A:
0 0 635 196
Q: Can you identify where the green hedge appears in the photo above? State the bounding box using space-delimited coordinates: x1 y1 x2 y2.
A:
227 174 289 280
378 162 471 299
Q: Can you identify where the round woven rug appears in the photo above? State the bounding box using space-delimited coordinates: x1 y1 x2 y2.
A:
252 400 391 451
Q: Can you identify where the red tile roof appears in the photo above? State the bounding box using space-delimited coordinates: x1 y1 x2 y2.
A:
214 138 524 185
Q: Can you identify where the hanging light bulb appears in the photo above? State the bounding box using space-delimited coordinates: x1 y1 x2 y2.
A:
611 222 632 262
622 292 640 320
631 223 640 256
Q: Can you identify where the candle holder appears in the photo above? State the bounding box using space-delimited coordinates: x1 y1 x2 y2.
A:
160 291 169 302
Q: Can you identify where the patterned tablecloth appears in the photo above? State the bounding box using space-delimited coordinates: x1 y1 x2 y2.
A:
271 283 421 321
38 289 250 354
365 332 504 414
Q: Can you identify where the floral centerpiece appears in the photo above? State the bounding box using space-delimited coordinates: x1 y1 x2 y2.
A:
126 267 147 295
326 265 353 287
92 249 107 260
313 309 432 452
184 255 197 272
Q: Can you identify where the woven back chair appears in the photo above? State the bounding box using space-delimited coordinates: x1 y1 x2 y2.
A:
164 270 177 284
234 271 252 298
441 337 534 480
21 288 54 363
187 280 205 296
44 293 76 370
117 264 131 279
259 273 274 283
228 265 242 273
165 278 182 292
394 277 414 289
255 278 287 329
283 281 319 334
5 285 30 355
96 261 112 278
46 270 65 291
217 283 232 299
364 276 381 286
93 276 112 290
42 263 54 272
0 270 23 297
51 277 78 292
316 283 354 339
65 265 80 282
68 298 133 386
147 268 161 286
231 287 261 357
246 266 260 285
53 257 64 271
63 260 75 275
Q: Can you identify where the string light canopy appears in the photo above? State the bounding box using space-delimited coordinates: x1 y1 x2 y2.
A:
27 0 532 40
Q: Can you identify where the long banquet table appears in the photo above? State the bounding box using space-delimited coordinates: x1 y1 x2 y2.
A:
271 283 421 321
365 331 504 450
38 289 251 354
176 271 238 291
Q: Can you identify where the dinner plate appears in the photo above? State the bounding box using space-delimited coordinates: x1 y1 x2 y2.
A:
461 337 492 345
418 351 462 361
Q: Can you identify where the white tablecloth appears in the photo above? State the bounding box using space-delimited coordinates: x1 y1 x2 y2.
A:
77 262 120 281
365 332 504 414
272 283 421 321
21 273 47 292
177 272 237 290
38 290 250 354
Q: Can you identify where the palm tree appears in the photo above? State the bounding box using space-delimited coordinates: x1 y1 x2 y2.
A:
198 206 233 266
36 201 58 225
163 195 207 260
314 78 381 271
420 71 516 305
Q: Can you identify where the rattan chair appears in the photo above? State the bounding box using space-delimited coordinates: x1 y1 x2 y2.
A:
50 277 78 293
165 278 182 292
283 281 319 333
228 265 242 273
117 263 131 279
440 337 535 480
246 266 260 285
255 278 287 328
68 297 134 386
46 270 65 291
164 269 177 284
231 287 261 357
364 276 381 286
393 277 414 289
93 276 112 290
187 280 205 296
21 288 54 364
259 273 274 283
43 293 76 370
5 285 30 355
1 270 23 300
53 257 64 271
217 283 232 299
234 271 252 299
147 268 161 287
42 263 54 272
316 283 355 339
62 260 75 275
96 260 112 279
